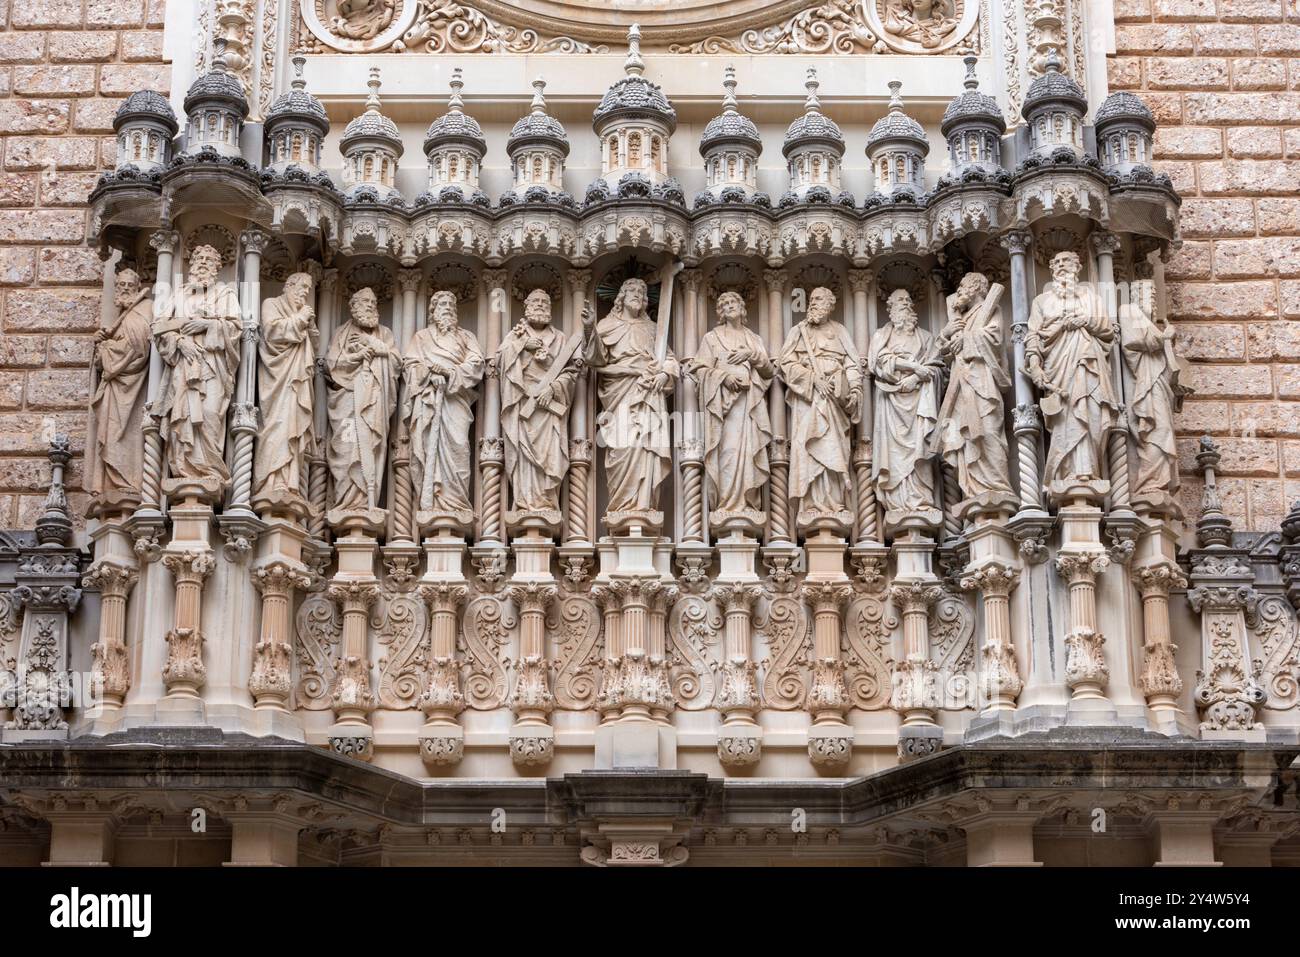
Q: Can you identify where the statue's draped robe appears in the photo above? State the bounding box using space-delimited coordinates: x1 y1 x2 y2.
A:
777 319 861 515
869 323 942 514
403 325 484 515
935 298 1013 499
498 324 581 512
588 311 678 514
1027 284 1117 488
255 294 316 501
689 324 772 515
89 290 151 498
154 281 241 485
1122 308 1181 499
326 321 398 511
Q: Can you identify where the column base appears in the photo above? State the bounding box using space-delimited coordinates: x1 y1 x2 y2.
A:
152 692 208 726
594 717 676 770
509 721 555 767
808 722 854 768
897 724 944 760
717 722 763 769
418 722 464 767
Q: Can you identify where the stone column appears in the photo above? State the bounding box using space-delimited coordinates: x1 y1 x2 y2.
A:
306 268 337 547
223 228 270 556
889 579 944 753
847 268 879 547
325 578 381 759
763 269 792 546
390 269 422 547
507 581 559 766
592 582 623 723
475 269 509 558
564 269 594 549
679 269 706 544
1055 550 1112 705
159 545 215 707
249 560 311 712
416 582 469 766
1133 562 1187 722
646 581 678 725
802 580 854 768
712 582 763 768
84 561 137 714
962 560 1023 713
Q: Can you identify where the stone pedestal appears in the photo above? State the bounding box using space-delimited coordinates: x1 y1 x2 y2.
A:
324 509 383 760
712 530 763 769
416 526 469 768
960 514 1024 717
82 516 139 736
1055 500 1121 727
802 529 854 769
888 518 944 760
155 492 217 726
247 517 311 740
507 522 559 768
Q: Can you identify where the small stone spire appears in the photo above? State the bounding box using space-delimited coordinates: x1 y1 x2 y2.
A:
35 434 72 547
291 54 306 91
962 54 978 91
448 67 465 114
530 76 547 115
1043 47 1063 75
212 36 229 73
722 65 738 113
1195 436 1233 548
364 66 382 113
888 80 904 113
624 23 644 77
804 67 821 115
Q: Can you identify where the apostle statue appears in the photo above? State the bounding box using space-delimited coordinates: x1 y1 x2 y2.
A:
1024 251 1118 500
934 272 1015 513
402 290 485 529
884 0 959 48
324 286 399 520
497 288 585 526
253 271 317 517
587 272 680 526
869 288 943 527
88 266 151 510
686 290 773 531
1122 278 1188 513
152 243 241 497
777 286 861 529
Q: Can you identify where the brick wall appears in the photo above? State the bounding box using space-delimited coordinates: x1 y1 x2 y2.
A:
0 0 168 530
1110 0 1300 531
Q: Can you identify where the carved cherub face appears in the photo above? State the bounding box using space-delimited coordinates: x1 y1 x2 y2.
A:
524 289 552 328
430 290 458 332
113 268 140 309
351 288 380 328
807 287 835 324
1051 252 1081 287
717 291 746 325
618 279 648 317
888 288 918 330
188 245 222 287
284 272 313 310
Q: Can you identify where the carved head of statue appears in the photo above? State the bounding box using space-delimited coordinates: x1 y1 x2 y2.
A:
284 272 314 311
430 290 459 333
954 271 990 309
113 268 141 309
716 291 746 325
350 287 380 329
188 244 222 288
524 288 553 329
887 288 918 331
1049 251 1082 289
806 286 836 325
1128 278 1156 319
613 278 649 320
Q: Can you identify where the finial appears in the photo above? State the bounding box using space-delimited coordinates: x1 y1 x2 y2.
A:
291 55 306 91
449 67 464 113
365 66 382 113
1044 47 1063 73
212 36 229 73
888 80 904 112
963 54 978 91
531 76 547 115
35 434 72 547
722 65 738 113
804 67 820 114
1195 435 1234 548
625 23 644 77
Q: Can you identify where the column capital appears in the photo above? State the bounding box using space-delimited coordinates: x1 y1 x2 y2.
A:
999 229 1033 257
327 579 383 610
320 267 339 294
566 268 593 291
679 268 705 293
763 268 790 292
239 227 271 257
800 579 854 614
1055 551 1110 585
148 228 181 256
417 581 470 611
960 560 1020 597
507 581 559 614
889 579 944 614
482 268 509 289
846 268 874 293
1089 230 1123 257
251 560 312 596
1132 562 1188 598
397 268 423 293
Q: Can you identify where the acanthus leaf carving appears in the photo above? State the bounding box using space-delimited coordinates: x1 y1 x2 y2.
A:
549 593 601 710
758 593 810 710
667 593 722 711
459 594 513 710
375 592 429 710
295 593 342 710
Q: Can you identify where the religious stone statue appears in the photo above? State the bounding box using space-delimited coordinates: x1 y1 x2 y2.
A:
884 0 959 48
497 288 585 527
325 286 399 519
1122 278 1188 513
869 288 942 527
686 290 773 531
934 272 1016 513
152 243 241 497
254 271 317 517
88 266 151 511
1025 251 1118 500
403 290 485 530
587 275 680 526
777 286 861 530
331 0 394 40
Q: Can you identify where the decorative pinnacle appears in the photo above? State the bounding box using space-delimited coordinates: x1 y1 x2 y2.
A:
291 55 306 91
888 80 904 112
449 67 464 113
1044 47 1063 73
212 36 229 72
804 67 821 114
963 54 978 91
530 76 547 114
625 23 644 77
365 66 382 113
722 65 738 113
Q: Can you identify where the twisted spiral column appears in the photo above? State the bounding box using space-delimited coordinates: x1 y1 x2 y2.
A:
1092 231 1133 513
853 442 878 544
1001 230 1043 512
566 438 593 543
135 228 179 521
479 435 504 544
764 269 793 545
941 461 963 541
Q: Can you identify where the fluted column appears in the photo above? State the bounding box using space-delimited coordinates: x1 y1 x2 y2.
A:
1132 563 1187 714
160 548 215 698
646 582 678 723
679 269 706 544
961 561 1023 711
417 582 469 766
228 228 269 515
764 270 792 545
84 562 138 709
326 580 381 759
713 582 764 767
801 580 854 767
508 582 558 766
592 582 623 722
889 580 944 729
249 561 311 709
1055 551 1111 700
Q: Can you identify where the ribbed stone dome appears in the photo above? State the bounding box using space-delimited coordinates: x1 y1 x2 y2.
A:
701 111 761 153
340 68 402 156
114 89 178 134
1022 51 1087 118
266 59 328 135
1094 90 1155 130
423 68 487 156
183 68 247 118
508 78 569 157
941 57 1005 137
867 81 927 151
592 25 676 133
783 69 844 157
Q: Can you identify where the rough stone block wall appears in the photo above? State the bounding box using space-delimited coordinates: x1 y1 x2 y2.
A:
1110 0 1300 530
0 0 167 529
